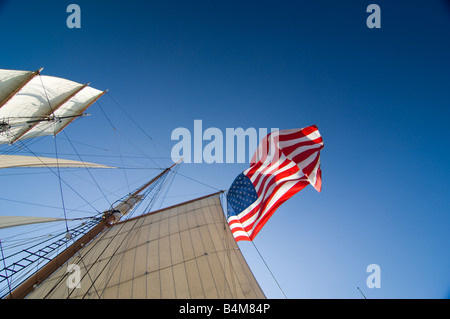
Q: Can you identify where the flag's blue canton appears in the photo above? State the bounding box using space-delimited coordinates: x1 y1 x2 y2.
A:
226 173 258 218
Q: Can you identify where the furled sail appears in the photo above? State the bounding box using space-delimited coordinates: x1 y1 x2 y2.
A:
0 68 106 145
26 193 265 299
0 216 67 230
0 154 114 169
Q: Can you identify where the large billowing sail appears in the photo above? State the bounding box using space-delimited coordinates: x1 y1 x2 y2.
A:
26 193 265 299
0 68 106 145
0 154 114 169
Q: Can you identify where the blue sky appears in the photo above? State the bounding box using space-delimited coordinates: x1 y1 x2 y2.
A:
0 0 449 299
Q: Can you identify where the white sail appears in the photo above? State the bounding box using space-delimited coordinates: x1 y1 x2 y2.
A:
26 193 265 299
0 216 67 229
0 154 114 169
0 69 37 107
0 68 106 145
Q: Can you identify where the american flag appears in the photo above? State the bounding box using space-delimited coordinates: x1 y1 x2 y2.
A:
226 125 324 242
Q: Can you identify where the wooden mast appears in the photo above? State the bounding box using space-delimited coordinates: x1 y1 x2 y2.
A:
4 162 180 299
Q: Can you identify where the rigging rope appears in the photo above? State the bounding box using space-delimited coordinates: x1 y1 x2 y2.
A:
106 92 155 142
94 92 165 169
93 97 137 193
77 178 168 298
0 196 93 215
52 134 69 232
0 240 12 297
1 74 181 298
106 92 172 169
173 171 222 192
50 169 172 299
222 190 287 298
251 240 287 299
17 141 101 214
61 130 112 207
113 128 131 194
38 74 69 232
154 164 178 211
0 218 99 298
115 129 162 169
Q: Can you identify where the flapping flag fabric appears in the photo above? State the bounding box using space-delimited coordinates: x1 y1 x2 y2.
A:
226 125 324 242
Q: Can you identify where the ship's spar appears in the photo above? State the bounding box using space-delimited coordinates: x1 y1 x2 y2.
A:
5 162 179 299
0 68 275 300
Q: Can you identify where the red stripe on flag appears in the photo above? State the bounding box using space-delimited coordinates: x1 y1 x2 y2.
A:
228 125 324 242
249 180 310 240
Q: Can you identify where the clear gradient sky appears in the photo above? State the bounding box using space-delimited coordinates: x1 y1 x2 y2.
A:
0 0 449 299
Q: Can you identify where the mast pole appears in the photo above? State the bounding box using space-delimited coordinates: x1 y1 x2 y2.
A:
131 160 180 196
4 161 180 299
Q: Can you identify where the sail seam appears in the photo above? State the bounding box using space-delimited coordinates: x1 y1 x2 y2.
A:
116 202 223 229
101 221 234 252
22 195 264 299
76 248 242 296
90 170 173 298
116 192 224 224
193 204 220 298
73 209 242 297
